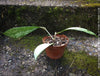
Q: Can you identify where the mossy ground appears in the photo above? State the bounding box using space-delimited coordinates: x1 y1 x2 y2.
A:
10 35 100 76
12 35 45 51
62 50 100 76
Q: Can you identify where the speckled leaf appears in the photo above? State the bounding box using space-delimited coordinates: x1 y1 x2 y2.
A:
34 43 52 60
58 27 96 36
4 26 40 38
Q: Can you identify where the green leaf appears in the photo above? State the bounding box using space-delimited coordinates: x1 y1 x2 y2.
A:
34 43 53 60
4 26 40 38
57 27 97 36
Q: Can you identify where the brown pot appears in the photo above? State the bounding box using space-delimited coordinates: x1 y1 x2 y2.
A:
42 34 69 59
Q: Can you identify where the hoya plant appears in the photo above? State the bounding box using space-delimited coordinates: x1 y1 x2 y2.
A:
4 26 97 60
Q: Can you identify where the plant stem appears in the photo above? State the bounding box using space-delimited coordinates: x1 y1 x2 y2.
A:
40 27 54 40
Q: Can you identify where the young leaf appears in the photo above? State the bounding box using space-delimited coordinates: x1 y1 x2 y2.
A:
4 26 40 38
57 27 97 36
34 43 53 60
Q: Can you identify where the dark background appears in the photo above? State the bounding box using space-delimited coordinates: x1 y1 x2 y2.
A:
0 6 98 35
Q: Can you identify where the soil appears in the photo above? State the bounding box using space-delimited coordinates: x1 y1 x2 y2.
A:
45 35 68 47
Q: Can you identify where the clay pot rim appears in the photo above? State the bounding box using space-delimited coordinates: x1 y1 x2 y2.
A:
42 34 69 48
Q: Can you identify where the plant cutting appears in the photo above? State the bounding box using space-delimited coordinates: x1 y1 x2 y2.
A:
4 25 97 60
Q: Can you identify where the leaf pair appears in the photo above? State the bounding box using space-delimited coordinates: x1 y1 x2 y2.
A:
4 26 97 39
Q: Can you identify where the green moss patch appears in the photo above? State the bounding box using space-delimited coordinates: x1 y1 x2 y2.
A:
82 3 100 7
12 35 44 51
62 50 100 76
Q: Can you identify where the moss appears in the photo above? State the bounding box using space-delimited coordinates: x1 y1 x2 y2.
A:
82 3 100 7
12 35 44 51
62 49 100 76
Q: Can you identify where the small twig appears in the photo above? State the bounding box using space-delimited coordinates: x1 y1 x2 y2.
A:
68 57 76 69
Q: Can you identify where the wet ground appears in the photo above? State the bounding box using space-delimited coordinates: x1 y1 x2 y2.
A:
0 35 99 76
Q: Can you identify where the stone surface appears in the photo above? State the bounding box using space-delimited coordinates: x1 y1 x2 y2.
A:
0 0 79 6
0 36 99 76
67 36 98 57
0 0 99 7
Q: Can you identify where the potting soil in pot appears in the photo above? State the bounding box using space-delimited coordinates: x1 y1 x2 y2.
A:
45 36 68 47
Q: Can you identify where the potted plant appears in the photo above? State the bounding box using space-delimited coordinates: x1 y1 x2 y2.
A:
4 26 97 60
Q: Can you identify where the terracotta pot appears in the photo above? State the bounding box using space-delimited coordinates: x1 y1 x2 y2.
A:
42 34 69 59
